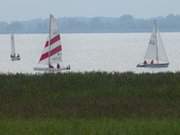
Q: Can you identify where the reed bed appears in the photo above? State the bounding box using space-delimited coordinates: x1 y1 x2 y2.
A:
0 72 180 134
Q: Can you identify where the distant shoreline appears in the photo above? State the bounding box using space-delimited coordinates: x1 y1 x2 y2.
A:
0 31 180 35
1 14 180 34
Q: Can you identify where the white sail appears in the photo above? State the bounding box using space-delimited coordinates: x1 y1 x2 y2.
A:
144 30 157 62
144 21 169 63
11 34 16 56
157 31 169 62
39 14 62 65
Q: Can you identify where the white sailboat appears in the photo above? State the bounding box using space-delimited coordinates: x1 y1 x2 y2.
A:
10 34 21 61
34 14 70 72
137 20 169 68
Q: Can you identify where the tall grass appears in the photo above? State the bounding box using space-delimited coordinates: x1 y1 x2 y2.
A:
0 72 180 119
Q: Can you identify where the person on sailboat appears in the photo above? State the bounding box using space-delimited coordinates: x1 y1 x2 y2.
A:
67 65 71 70
57 64 60 69
17 54 20 58
151 60 154 64
49 64 54 69
144 60 147 64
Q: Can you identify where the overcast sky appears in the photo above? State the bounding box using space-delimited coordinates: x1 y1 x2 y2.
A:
0 0 179 21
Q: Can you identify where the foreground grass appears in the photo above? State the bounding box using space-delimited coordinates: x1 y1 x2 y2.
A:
0 119 180 135
0 72 180 134
0 72 180 119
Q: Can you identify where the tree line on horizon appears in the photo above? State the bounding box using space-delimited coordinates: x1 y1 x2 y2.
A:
0 14 180 33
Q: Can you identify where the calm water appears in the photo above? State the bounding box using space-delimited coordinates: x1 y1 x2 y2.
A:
0 33 180 73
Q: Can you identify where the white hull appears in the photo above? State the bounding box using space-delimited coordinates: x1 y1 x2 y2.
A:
11 56 21 61
137 62 169 68
34 66 70 73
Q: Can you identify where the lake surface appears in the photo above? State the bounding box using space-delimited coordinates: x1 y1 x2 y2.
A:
0 33 180 73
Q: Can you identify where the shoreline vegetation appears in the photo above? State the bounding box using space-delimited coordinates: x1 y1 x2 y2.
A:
1 14 180 33
0 72 180 134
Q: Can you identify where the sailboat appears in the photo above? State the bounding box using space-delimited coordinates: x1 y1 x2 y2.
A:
137 20 169 68
34 14 70 72
10 34 21 61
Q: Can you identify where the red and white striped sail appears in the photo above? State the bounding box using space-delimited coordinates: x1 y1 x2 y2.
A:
39 14 62 65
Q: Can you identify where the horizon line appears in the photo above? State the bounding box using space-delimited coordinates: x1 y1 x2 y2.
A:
3 13 180 23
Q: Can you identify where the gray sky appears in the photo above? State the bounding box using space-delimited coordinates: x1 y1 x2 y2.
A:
0 0 179 21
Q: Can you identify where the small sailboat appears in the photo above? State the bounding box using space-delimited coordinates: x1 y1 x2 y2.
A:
137 20 169 68
10 34 21 61
34 14 70 72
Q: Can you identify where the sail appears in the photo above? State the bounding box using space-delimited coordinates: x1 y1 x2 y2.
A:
144 30 157 62
144 21 168 63
39 15 62 65
156 31 169 62
11 34 16 56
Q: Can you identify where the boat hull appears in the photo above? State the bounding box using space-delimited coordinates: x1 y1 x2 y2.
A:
136 63 169 68
11 56 21 61
34 66 70 73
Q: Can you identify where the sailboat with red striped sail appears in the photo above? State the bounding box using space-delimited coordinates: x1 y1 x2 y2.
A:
34 14 70 72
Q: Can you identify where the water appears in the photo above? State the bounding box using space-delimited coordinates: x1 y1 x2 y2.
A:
0 33 180 73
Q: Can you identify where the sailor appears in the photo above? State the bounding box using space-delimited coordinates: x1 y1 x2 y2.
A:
49 64 54 68
11 54 15 58
17 54 20 58
151 60 154 64
67 65 71 70
57 64 60 69
144 60 147 64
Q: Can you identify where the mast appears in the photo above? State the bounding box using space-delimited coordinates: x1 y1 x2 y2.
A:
48 14 52 66
154 20 159 62
11 34 15 56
